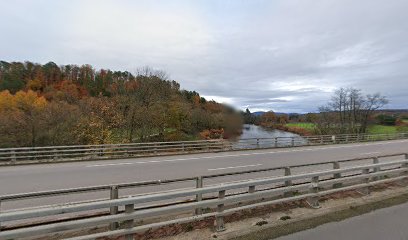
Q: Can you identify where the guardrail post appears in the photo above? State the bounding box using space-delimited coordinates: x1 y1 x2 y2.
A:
333 162 342 188
195 176 203 215
91 147 97 159
306 137 311 146
123 146 128 157
0 199 2 232
124 203 135 240
256 138 260 149
53 149 58 161
306 176 320 208
284 167 293 197
274 138 278 148
10 150 16 164
398 154 408 185
110 186 119 230
215 190 226 232
320 136 323 145
248 185 256 193
372 157 380 181
357 168 370 195
100 145 104 157
222 140 228 151
154 143 158 155
332 135 336 144
291 137 295 147
182 143 185 152
223 140 231 151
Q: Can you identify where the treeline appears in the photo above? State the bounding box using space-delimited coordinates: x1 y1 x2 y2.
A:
242 109 315 135
242 110 289 126
316 88 388 134
242 109 317 126
0 61 242 148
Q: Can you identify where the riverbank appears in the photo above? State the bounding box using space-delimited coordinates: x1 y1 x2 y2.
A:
280 122 408 136
257 123 314 136
234 124 302 140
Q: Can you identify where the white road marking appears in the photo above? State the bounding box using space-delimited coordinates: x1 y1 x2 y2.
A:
84 139 408 168
360 152 381 155
85 162 135 167
208 164 263 171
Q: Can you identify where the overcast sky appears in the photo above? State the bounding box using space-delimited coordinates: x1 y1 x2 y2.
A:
1 0 407 113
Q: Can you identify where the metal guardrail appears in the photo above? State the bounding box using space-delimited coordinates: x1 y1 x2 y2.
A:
0 132 407 164
0 153 407 239
233 132 408 149
0 139 228 164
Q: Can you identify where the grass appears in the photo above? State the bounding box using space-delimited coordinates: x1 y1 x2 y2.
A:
367 125 398 134
285 123 406 135
285 123 316 131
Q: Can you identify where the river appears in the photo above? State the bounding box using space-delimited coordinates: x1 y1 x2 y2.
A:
232 124 306 149
237 124 302 139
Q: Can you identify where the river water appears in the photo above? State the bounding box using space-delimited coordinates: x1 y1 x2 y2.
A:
232 124 306 149
237 124 301 139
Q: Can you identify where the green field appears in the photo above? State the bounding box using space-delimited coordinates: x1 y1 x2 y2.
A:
285 122 316 130
367 125 398 134
286 123 407 135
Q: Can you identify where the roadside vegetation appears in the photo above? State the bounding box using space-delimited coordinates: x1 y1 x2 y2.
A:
0 61 242 148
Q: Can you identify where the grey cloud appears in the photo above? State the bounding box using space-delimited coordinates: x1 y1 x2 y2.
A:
1 0 407 112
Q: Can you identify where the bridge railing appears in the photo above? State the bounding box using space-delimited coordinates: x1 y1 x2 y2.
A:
232 132 408 149
0 139 228 164
0 153 407 239
0 132 407 164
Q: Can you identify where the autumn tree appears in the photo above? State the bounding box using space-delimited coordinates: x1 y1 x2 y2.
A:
0 61 244 146
0 90 47 147
277 114 289 124
40 101 81 146
75 97 123 144
260 111 277 126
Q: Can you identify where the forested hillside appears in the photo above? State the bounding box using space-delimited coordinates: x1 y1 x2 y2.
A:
0 61 242 147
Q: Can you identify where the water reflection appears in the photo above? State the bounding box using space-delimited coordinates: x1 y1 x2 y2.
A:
232 124 307 149
237 124 301 139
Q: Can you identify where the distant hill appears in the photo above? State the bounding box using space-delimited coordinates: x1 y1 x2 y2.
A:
252 111 266 116
252 109 408 117
252 111 298 116
377 109 408 114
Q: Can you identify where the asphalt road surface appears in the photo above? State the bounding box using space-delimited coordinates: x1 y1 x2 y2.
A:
1 139 407 210
276 201 408 240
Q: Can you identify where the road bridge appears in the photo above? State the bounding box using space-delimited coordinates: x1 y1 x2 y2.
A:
0 139 407 211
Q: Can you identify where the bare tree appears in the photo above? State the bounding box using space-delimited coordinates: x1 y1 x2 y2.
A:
317 87 388 134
